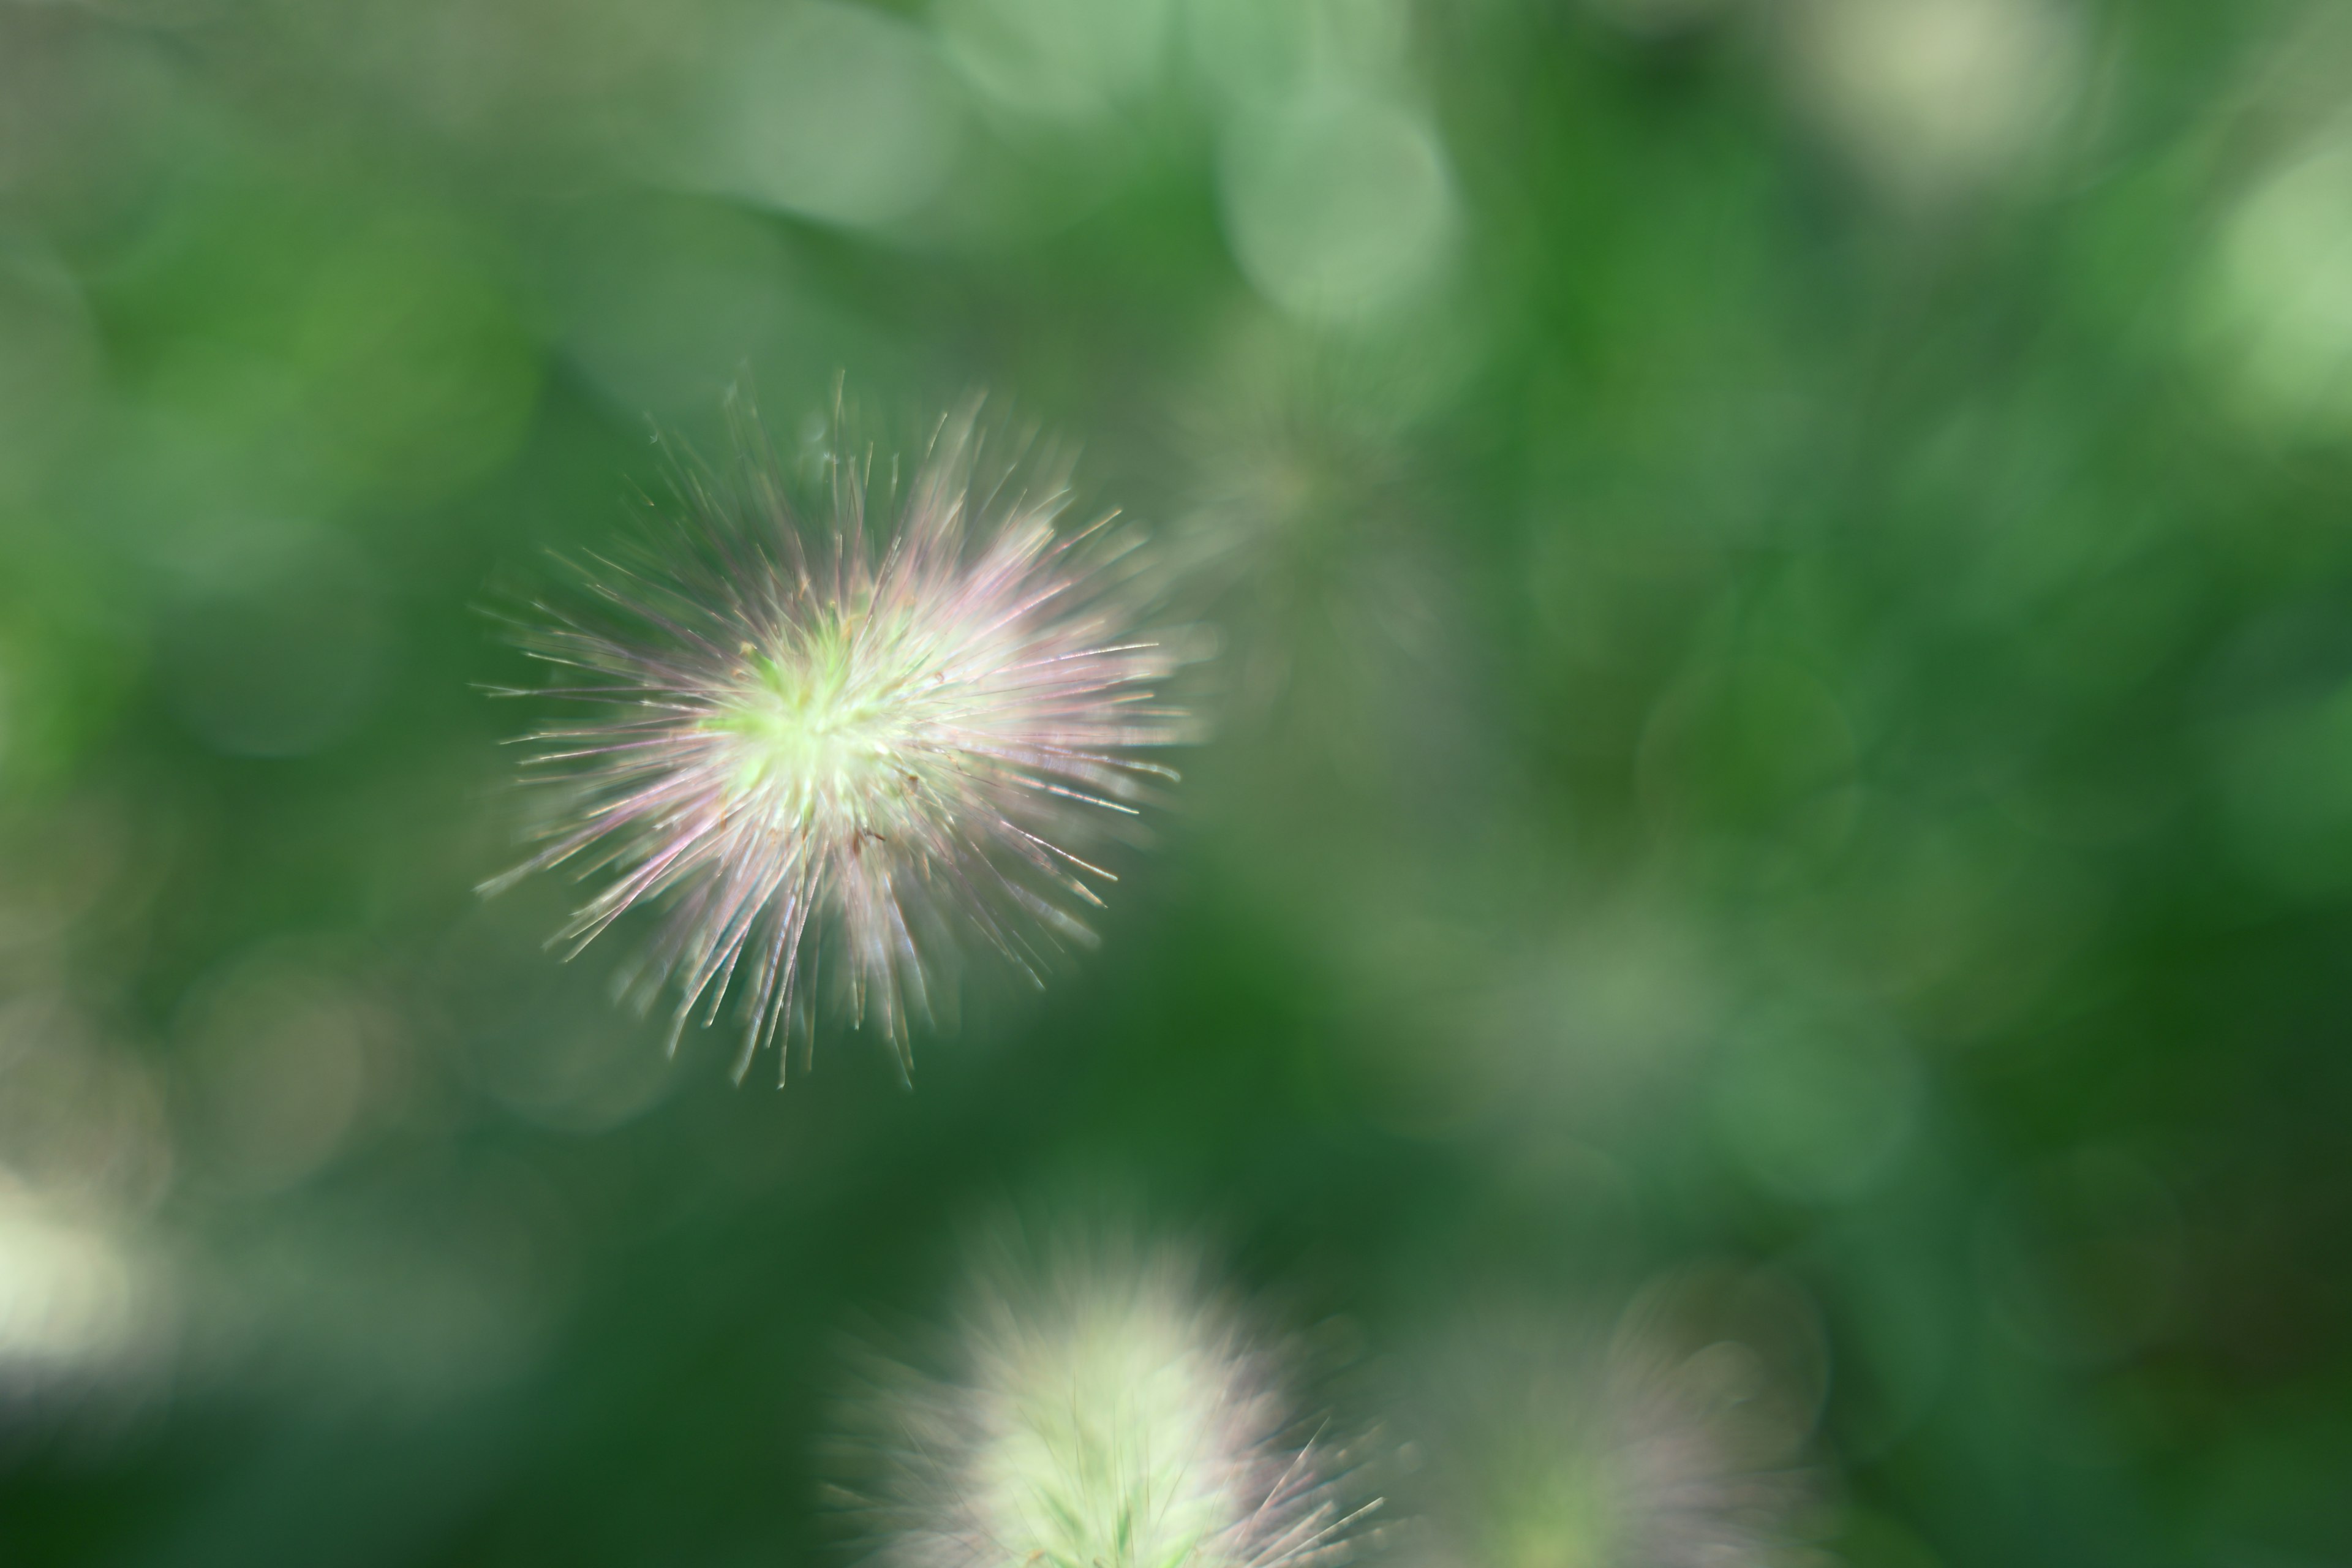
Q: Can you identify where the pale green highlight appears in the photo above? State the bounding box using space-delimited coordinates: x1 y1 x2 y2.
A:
1482 1448 1626 1568
865 1238 1359 1568
970 1291 1245 1568
701 615 960 841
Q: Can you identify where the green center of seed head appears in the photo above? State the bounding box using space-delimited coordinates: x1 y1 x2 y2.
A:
1489 1454 1621 1568
702 620 936 833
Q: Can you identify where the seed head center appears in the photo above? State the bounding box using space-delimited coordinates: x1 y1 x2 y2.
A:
707 630 944 834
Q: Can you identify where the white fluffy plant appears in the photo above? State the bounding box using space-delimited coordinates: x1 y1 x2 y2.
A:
839 1232 1374 1568
486 399 1191 1080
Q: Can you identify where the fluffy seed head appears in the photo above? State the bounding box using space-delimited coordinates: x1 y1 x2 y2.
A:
842 1231 1371 1568
1407 1300 1816 1568
486 402 1189 1080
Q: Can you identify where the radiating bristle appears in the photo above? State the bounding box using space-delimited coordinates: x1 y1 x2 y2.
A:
488 402 1191 1080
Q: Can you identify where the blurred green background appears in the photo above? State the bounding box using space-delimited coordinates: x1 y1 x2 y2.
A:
3 0 2351 1562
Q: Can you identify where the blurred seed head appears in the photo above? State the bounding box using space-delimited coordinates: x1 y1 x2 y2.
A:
0 999 177 1425
1781 0 2083 206
488 399 1193 1079
838 1226 1373 1568
1403 1289 1822 1568
0 1188 172 1423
